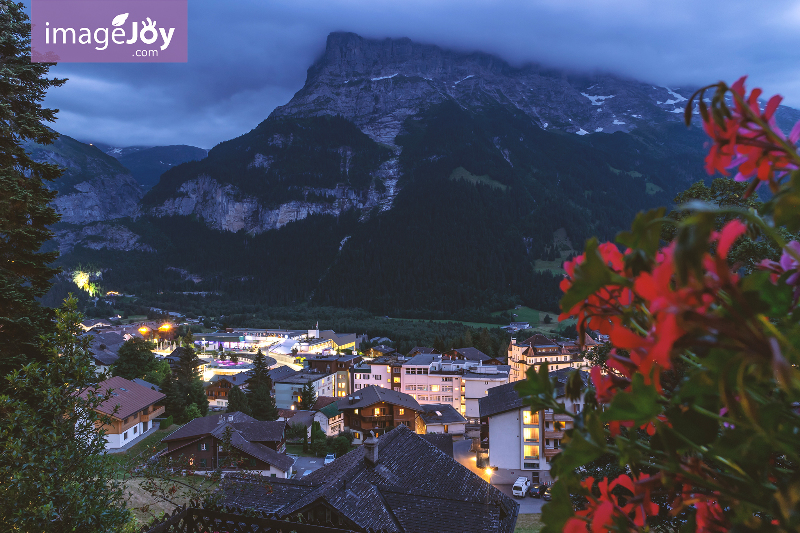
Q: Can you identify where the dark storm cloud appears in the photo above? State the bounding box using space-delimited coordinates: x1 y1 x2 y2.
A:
36 0 800 148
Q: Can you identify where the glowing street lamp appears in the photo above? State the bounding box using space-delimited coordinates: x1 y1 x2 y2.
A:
159 323 171 331
138 326 149 335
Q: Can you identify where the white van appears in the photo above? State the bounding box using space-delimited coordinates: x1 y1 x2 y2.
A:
512 477 531 498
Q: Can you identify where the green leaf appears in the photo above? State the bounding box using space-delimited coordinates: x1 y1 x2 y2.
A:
741 270 794 317
673 210 716 285
541 479 578 533
772 173 800 232
552 429 605 477
616 207 666 259
665 406 719 448
602 373 661 426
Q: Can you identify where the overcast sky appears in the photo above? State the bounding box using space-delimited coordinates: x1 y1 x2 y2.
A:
32 0 800 149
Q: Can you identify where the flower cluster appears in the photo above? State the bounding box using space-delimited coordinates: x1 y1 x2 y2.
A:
564 474 659 533
699 76 800 193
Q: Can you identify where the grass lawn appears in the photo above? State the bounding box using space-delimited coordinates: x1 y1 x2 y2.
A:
515 513 543 532
389 317 505 330
106 424 175 476
285 443 319 457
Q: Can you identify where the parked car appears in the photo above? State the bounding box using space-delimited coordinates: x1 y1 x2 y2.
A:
542 486 552 501
512 477 531 498
528 483 546 498
324 453 336 465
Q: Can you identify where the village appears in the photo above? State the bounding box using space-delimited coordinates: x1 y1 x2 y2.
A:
80 316 599 529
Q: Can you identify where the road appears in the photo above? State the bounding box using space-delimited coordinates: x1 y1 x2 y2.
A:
452 440 545 513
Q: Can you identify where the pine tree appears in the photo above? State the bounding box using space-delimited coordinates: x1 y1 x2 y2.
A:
184 403 201 421
226 385 251 416
250 384 278 421
299 382 316 410
174 334 208 419
0 296 130 530
0 0 66 385
161 370 184 419
112 337 157 380
248 349 272 390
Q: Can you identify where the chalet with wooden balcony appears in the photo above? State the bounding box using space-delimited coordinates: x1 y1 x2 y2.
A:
204 374 249 409
160 412 293 477
84 376 166 449
479 369 589 483
337 385 421 444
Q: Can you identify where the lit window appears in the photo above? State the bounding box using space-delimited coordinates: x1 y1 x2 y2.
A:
399 409 404 415
354 409 359 415
374 407 380 416
524 428 540 442
430 385 440 392
524 445 539 460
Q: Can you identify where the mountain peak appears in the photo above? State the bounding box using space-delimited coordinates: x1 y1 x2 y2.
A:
272 32 697 144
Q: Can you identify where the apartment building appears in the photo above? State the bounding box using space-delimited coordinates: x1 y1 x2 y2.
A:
508 333 594 382
273 370 335 409
479 368 589 483
351 355 406 393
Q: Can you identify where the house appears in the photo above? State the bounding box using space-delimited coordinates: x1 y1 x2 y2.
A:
318 402 343 436
204 374 249 408
418 403 467 438
84 376 166 449
461 365 510 422
337 385 422 444
161 412 293 477
479 369 589 483
443 347 491 362
222 425 519 533
406 346 438 357
89 331 127 373
305 353 362 397
367 344 395 358
267 365 297 383
273 371 335 409
507 334 588 382
351 354 407 393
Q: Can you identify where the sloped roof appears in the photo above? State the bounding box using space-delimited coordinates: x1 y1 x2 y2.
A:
223 425 518 533
228 432 294 472
419 404 467 426
319 402 341 419
406 346 437 356
338 385 421 412
479 369 590 418
420 434 454 457
132 378 161 392
162 411 257 442
84 376 166 420
312 396 337 411
449 347 490 361
267 365 297 382
222 420 285 443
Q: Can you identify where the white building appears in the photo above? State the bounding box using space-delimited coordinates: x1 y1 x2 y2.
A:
273 371 335 409
401 353 509 420
508 333 593 382
479 369 588 483
418 403 467 439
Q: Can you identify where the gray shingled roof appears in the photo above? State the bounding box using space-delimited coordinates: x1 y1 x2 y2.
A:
276 371 332 385
479 369 590 419
223 425 518 533
419 404 467 425
450 347 490 361
420 434 454 457
403 353 439 366
162 412 257 442
338 385 421 412
223 420 285 443
267 365 297 382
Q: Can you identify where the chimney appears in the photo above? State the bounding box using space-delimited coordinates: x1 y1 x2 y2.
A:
363 431 379 465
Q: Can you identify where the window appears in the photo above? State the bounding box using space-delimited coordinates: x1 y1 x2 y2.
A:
199 459 207 468
393 377 400 383
442 377 453 382
374 375 382 380
199 443 207 451
430 385 440 392
522 410 539 425
250 458 257 467
219 445 224 452
123 431 128 440
354 409 359 415
524 428 540 442
524 445 539 460
398 409 404 415
354 432 360 439
393 368 400 373
405 368 411 374
374 407 381 416
133 426 137 435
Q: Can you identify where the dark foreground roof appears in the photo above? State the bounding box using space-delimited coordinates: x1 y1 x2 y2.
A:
420 433 454 457
223 425 518 533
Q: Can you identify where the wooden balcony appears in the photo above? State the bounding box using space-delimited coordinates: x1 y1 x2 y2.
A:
142 405 165 422
544 430 564 439
544 448 561 458
545 413 573 422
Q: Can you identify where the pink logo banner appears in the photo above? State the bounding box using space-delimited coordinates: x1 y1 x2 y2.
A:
31 0 187 63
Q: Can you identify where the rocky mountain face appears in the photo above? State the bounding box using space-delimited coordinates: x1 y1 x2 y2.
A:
53 32 800 315
24 134 142 224
271 32 702 144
